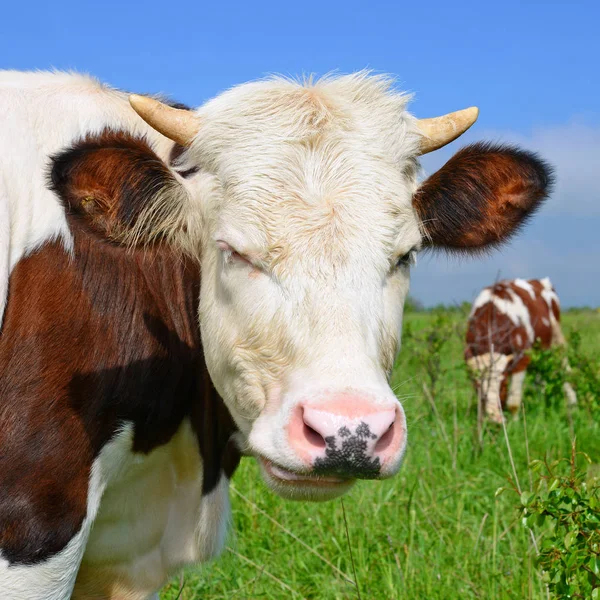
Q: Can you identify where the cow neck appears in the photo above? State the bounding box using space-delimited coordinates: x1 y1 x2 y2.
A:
0 219 239 494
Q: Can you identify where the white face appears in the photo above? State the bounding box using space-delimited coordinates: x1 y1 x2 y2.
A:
181 76 424 500
466 353 513 422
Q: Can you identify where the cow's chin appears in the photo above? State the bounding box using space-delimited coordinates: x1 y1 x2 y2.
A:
257 457 355 501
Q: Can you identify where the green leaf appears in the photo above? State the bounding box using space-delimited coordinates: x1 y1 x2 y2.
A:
564 530 577 549
521 491 533 506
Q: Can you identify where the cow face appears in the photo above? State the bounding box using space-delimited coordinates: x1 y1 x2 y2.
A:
55 73 552 501
186 78 423 500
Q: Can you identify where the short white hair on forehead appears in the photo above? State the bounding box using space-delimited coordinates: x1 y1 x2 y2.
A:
198 71 418 141
182 71 423 276
191 71 419 155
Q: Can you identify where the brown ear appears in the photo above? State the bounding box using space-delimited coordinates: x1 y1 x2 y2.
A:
413 143 553 252
49 130 186 244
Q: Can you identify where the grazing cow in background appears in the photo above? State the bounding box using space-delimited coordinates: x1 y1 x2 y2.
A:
465 278 576 422
0 70 552 599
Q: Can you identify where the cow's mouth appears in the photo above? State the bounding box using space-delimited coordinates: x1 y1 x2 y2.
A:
257 457 355 500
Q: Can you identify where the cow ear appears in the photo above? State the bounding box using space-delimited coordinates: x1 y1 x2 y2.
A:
413 142 553 252
49 131 190 247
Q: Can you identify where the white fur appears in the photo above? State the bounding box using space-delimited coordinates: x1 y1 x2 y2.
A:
540 277 561 314
467 353 513 422
542 288 559 311
506 370 526 413
513 278 535 299
73 422 229 599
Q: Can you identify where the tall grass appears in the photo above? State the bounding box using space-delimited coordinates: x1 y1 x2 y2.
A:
161 310 600 599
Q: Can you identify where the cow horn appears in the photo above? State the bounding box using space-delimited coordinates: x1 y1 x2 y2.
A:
416 107 479 155
129 94 200 147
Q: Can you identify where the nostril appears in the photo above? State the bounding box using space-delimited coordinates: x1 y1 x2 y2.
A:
302 423 326 449
374 420 395 453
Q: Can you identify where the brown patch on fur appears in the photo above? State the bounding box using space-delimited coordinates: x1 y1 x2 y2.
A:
499 375 510 405
489 283 512 301
466 278 564 414
0 133 239 568
414 143 553 251
0 230 238 567
529 279 544 296
507 353 531 375
465 304 517 359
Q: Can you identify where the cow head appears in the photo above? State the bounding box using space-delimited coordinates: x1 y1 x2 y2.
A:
466 353 515 422
53 74 552 500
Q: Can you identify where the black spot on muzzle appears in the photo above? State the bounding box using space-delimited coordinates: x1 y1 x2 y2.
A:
313 422 381 479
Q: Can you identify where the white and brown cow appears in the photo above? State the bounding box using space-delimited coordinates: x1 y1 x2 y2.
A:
466 278 576 422
0 70 552 599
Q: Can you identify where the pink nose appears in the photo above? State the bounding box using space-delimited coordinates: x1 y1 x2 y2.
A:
288 395 405 478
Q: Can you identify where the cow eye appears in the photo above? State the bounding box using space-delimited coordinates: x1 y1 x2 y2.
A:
216 241 252 267
395 249 416 269
229 249 250 264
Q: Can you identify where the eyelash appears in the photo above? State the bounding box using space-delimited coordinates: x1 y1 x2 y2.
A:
228 250 248 263
226 250 252 267
217 241 253 267
396 250 416 269
218 241 415 272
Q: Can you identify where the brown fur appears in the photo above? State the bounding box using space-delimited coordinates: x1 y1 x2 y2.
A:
0 133 239 567
414 143 553 251
50 130 186 246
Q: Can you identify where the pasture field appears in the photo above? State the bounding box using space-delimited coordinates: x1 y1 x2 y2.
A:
161 309 600 600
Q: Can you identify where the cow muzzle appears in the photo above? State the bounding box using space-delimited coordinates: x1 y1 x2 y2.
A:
254 391 407 500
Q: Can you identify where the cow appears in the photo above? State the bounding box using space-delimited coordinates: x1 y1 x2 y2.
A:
465 277 576 423
0 70 552 599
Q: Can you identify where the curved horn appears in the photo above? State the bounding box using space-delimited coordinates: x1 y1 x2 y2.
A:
416 107 479 155
129 94 200 147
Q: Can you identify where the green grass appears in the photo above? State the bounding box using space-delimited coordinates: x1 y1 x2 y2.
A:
160 310 600 600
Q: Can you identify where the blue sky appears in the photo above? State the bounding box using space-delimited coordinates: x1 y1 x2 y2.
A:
2 0 599 306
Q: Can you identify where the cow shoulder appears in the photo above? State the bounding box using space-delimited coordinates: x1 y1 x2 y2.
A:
0 147 236 577
0 242 95 568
